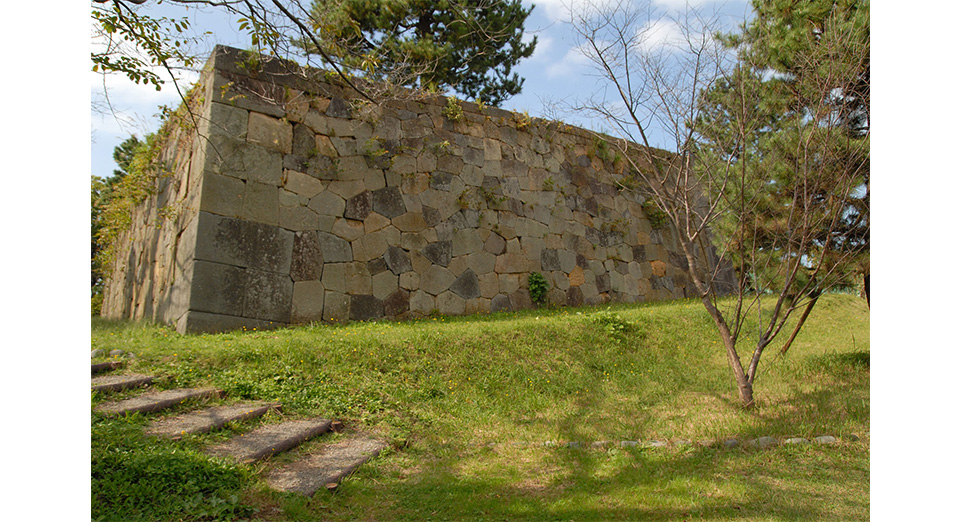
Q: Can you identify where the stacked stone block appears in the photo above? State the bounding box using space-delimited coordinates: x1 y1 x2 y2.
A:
103 46 730 334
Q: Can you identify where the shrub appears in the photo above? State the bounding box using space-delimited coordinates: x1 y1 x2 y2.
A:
528 272 549 305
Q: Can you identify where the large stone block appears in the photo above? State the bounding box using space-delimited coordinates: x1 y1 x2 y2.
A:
350 294 384 321
437 291 466 315
422 241 452 267
449 269 480 300
371 186 407 218
247 112 293 154
384 246 413 274
421 265 455 296
283 169 325 198
344 191 372 220
195 212 294 273
201 102 248 139
206 136 283 186
241 181 280 226
452 229 483 257
244 268 293 323
317 231 353 263
384 289 411 316
199 172 245 218
309 190 346 217
291 280 324 323
290 231 323 281
189 260 245 317
323 291 350 322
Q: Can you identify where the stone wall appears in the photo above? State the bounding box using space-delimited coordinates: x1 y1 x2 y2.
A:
103 46 730 333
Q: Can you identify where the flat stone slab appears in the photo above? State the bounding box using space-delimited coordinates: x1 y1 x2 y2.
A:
95 387 223 417
265 436 387 496
207 417 333 463
91 361 124 375
91 374 155 393
145 402 282 440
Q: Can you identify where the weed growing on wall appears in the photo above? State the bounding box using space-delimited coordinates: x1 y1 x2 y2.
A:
528 272 549 305
442 96 464 122
642 199 669 230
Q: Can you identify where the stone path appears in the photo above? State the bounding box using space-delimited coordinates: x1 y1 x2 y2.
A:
146 401 281 440
266 436 388 495
206 417 334 464
91 359 387 494
91 373 155 393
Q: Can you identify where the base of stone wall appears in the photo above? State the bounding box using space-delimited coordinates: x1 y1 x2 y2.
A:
177 310 286 335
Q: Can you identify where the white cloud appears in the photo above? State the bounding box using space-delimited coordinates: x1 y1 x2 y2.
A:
635 18 687 51
546 44 593 78
526 34 555 61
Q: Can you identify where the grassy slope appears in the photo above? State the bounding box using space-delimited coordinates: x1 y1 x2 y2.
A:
92 294 869 521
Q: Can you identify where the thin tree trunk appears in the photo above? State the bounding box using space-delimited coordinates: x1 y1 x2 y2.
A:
779 292 820 355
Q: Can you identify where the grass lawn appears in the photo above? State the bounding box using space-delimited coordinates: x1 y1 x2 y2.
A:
91 293 869 521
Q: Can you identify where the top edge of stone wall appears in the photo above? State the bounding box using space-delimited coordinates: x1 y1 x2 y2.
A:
203 45 659 152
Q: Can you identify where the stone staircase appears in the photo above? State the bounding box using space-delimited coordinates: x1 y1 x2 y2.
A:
92 360 387 495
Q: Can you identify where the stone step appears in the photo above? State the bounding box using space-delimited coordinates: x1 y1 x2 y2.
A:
91 361 124 375
207 417 333 464
95 387 224 417
265 435 388 496
91 373 155 393
145 402 282 440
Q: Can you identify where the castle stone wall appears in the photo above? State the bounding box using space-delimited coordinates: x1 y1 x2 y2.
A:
103 46 726 333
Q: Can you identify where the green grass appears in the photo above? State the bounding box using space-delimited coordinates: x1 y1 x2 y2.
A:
91 293 869 521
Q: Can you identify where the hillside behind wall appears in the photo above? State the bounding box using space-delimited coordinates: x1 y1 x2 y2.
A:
102 45 733 334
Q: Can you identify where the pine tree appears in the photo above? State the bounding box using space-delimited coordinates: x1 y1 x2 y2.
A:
303 0 537 105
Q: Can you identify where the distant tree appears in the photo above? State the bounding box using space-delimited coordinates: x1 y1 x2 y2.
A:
564 0 869 407
92 135 142 312
301 0 537 105
729 0 870 304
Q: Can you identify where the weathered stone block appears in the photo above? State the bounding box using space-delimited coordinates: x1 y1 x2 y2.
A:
422 241 453 267
283 169 325 198
371 186 406 218
323 291 350 322
333 218 365 242
491 294 511 312
350 295 384 321
343 191 372 221
195 212 294 273
421 265 455 295
243 268 293 323
241 181 280 226
437 291 466 315
384 246 413 274
384 289 411 316
344 261 373 294
410 290 436 315
290 231 323 281
449 269 481 300
189 260 245 316
540 248 560 272
279 205 319 231
202 102 248 139
291 280 324 323
248 112 293 154
466 251 496 275
200 172 245 217
321 263 346 293
309 190 346 217
372 271 399 300
317 231 353 263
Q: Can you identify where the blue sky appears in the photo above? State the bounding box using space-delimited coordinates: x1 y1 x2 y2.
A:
90 0 752 178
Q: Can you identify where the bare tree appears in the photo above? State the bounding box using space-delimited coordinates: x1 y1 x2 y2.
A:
564 0 869 407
